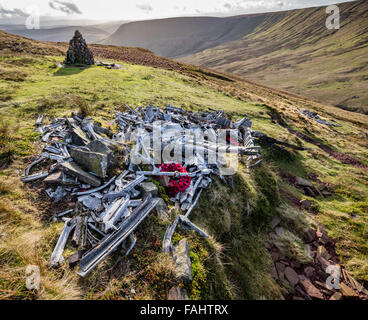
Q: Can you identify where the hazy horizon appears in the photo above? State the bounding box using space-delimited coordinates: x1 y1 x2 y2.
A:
0 0 355 25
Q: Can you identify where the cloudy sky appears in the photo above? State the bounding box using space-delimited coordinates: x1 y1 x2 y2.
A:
0 0 354 21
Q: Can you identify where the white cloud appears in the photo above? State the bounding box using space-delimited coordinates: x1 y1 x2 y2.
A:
0 4 28 17
136 3 153 13
49 1 82 15
0 0 354 21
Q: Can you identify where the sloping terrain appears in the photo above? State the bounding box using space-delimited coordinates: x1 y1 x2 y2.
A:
0 30 368 300
0 30 65 56
89 21 130 34
101 14 270 58
181 0 368 114
1 26 111 43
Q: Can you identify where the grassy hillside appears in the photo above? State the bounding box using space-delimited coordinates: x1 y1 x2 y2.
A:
101 14 269 58
0 31 368 300
181 0 368 114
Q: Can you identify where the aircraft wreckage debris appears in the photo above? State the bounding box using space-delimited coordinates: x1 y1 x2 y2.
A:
20 104 275 276
295 107 341 127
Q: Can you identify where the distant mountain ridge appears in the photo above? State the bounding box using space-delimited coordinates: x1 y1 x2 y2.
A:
1 26 110 43
100 14 271 58
0 20 128 44
180 0 368 113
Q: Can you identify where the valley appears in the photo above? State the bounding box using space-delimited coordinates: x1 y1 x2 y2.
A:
0 29 367 300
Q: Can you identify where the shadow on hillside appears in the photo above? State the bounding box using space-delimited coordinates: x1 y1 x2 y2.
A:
53 65 91 77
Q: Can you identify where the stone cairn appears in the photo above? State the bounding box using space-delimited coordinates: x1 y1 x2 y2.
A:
64 30 95 65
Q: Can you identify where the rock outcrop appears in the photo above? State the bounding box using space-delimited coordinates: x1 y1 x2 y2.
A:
60 161 101 187
167 286 189 300
173 239 193 283
70 147 108 178
268 219 368 300
141 182 159 198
